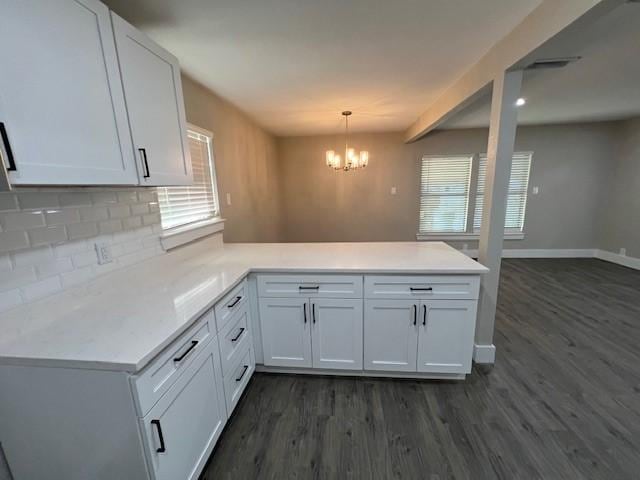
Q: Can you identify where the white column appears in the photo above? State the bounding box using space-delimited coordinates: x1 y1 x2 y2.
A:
475 69 523 364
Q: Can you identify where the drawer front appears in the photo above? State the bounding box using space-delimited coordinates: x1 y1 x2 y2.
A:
257 274 363 298
134 310 215 416
364 275 480 300
219 305 252 377
215 279 248 332
224 345 255 415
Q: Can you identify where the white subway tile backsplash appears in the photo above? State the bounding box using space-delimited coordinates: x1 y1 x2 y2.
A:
0 255 11 272
142 213 160 225
0 289 23 313
60 266 94 288
59 192 92 207
28 226 68 246
12 246 54 267
0 194 18 211
17 192 59 209
35 257 74 279
91 192 118 205
45 208 80 226
108 205 130 219
138 190 158 203
21 276 62 302
99 219 122 234
67 222 99 240
0 266 37 291
53 239 89 257
79 206 109 222
71 250 98 268
131 203 149 215
123 216 143 230
0 231 30 252
117 191 138 203
1 211 46 230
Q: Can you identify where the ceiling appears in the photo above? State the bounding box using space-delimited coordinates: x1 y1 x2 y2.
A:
441 3 640 130
104 0 541 136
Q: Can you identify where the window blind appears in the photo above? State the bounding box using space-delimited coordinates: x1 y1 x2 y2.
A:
158 130 219 230
473 152 532 232
419 155 473 233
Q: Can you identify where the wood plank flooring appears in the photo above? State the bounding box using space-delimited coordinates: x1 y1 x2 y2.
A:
201 259 640 480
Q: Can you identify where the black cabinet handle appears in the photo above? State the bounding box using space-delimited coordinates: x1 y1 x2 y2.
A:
138 148 150 178
299 285 320 291
227 296 242 308
413 304 417 325
303 303 307 324
422 305 427 326
0 122 16 171
312 303 316 324
231 327 245 342
151 420 166 453
410 287 433 292
173 340 198 362
235 365 249 382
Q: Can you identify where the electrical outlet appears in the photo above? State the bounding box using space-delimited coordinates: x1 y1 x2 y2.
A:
226 193 232 206
390 186 397 195
620 247 627 256
532 186 540 195
95 242 113 265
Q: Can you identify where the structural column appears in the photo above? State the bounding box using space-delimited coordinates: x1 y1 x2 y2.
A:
475 69 523 364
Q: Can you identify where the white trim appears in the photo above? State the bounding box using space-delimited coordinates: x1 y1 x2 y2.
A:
473 344 496 364
160 217 225 250
595 249 640 271
417 232 524 241
459 248 598 259
186 122 213 138
255 365 466 381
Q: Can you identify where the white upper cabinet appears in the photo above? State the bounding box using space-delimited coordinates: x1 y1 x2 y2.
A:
0 0 138 187
111 13 193 186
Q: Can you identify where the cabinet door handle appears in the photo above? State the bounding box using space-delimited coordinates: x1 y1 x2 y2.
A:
312 303 316 324
422 305 428 326
151 419 166 453
227 296 242 308
413 304 417 325
0 122 16 171
138 148 150 178
303 303 307 324
299 285 320 291
410 287 433 292
231 327 245 342
235 365 249 382
173 340 198 363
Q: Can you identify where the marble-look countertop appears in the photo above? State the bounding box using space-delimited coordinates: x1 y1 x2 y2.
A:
0 240 487 373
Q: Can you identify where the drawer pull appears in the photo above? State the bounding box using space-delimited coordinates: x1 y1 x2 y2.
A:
422 304 428 326
413 304 417 325
0 122 16 171
410 287 433 292
138 148 150 178
227 296 242 308
173 340 198 363
231 327 245 342
235 365 249 382
151 419 166 453
299 285 320 291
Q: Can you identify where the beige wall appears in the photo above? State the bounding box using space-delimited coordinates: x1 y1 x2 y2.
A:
181 75 283 242
278 123 618 249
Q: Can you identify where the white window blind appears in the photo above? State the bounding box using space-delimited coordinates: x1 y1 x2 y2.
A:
419 155 473 233
473 152 532 232
158 129 220 230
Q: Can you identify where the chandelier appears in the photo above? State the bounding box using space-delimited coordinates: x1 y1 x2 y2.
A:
325 111 369 171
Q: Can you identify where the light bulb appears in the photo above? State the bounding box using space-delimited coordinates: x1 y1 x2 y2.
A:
334 154 341 170
516 98 526 107
360 151 369 167
325 150 335 167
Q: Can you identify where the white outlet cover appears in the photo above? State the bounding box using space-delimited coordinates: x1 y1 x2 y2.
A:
95 242 113 265
391 187 397 195
532 186 539 195
620 248 627 256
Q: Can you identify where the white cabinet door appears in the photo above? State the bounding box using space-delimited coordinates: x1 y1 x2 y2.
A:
417 300 477 374
259 297 312 368
141 337 226 480
311 298 363 370
364 299 418 372
0 0 138 186
111 13 192 186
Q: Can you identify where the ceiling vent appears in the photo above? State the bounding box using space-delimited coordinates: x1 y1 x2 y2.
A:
526 57 581 70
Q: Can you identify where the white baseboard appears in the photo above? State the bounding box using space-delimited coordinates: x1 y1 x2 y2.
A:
595 249 640 271
473 344 496 364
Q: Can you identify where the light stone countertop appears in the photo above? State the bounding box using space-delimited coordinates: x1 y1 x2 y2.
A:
0 239 487 373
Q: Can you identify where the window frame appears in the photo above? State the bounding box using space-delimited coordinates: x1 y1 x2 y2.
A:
158 123 224 250
416 151 532 241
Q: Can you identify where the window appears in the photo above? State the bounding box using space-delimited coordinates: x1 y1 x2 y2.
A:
473 152 532 232
158 126 220 231
418 152 532 237
419 155 473 233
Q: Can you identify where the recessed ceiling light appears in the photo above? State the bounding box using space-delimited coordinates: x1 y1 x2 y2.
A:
516 98 526 107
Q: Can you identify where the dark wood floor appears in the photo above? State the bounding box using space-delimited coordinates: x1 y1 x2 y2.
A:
201 259 640 480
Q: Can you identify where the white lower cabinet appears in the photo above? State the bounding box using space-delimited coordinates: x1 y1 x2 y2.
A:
363 299 418 372
260 297 312 368
311 298 363 370
141 337 226 480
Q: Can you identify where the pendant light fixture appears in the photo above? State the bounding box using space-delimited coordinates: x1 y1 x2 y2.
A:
325 111 369 171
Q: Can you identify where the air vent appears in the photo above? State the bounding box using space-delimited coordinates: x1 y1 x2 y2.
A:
526 57 581 70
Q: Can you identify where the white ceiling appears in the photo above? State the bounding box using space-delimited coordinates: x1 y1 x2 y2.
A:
441 3 640 129
104 0 541 136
